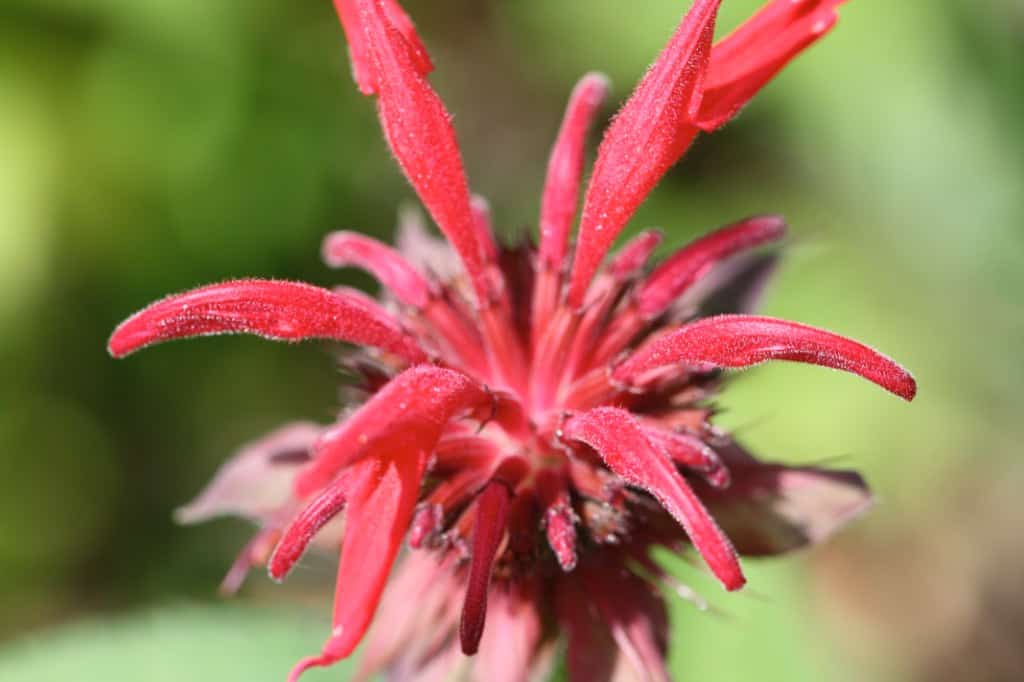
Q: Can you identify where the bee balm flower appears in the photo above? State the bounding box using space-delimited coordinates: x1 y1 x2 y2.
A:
109 0 912 680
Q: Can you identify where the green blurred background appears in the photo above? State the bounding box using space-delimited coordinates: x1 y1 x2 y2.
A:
1 0 1021 680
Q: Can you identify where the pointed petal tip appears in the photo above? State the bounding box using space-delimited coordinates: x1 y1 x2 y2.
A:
287 654 335 682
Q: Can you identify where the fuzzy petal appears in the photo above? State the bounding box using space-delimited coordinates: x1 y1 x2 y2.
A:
563 407 745 590
290 451 428 678
460 481 511 655
108 279 426 363
174 422 321 525
538 72 611 269
268 481 349 582
322 231 434 308
696 0 847 131
609 229 664 282
294 365 488 498
356 0 489 301
556 578 618 682
636 215 786 318
614 314 918 400
566 0 721 308
332 0 432 95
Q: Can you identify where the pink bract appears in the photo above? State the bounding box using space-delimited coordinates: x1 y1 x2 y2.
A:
109 1 909 680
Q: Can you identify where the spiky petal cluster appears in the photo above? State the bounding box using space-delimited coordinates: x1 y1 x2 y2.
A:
109 1 913 680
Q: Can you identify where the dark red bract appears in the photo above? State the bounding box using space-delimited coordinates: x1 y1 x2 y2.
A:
109 1 913 680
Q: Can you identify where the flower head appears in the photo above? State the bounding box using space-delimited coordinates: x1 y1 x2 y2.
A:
109 0 913 679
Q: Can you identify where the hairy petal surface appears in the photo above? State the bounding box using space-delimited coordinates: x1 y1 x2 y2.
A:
332 0 432 95
636 215 786 318
354 0 489 301
107 279 425 363
538 72 611 269
289 452 426 680
697 0 848 131
567 0 721 308
562 407 745 590
614 315 918 400
294 365 489 498
460 480 511 655
322 231 434 308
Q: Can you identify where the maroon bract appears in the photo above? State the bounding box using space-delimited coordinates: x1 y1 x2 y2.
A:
109 1 910 680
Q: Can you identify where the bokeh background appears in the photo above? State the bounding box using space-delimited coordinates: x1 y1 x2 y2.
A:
1 0 1022 680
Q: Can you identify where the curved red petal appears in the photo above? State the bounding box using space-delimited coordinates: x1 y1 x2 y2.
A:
107 279 425 363
268 481 349 582
614 315 918 401
293 365 488 498
566 0 721 308
460 480 511 655
609 229 664 282
636 215 786 318
538 72 611 269
356 0 489 302
562 407 745 591
322 231 434 308
697 0 847 131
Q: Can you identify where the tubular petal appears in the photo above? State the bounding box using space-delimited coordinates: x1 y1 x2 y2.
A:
471 195 500 264
313 452 427 667
268 482 349 582
696 0 847 131
538 72 611 269
566 0 721 308
322 231 434 308
614 315 918 401
332 0 432 95
293 365 489 498
556 578 618 682
609 229 664 282
636 215 786 318
536 469 579 571
460 480 511 655
563 407 745 590
356 0 489 301
107 279 426 363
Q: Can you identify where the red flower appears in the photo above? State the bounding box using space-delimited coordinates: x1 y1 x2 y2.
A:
110 1 912 679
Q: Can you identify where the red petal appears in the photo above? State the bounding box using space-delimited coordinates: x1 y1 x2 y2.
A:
538 72 610 269
609 229 664 282
291 450 428 677
562 407 745 590
566 0 721 308
536 469 579 571
471 194 499 264
268 481 349 582
108 279 425 363
460 480 511 655
356 0 489 302
696 0 847 131
322 231 434 308
614 315 918 401
332 0 432 95
635 215 786 317
293 365 488 498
